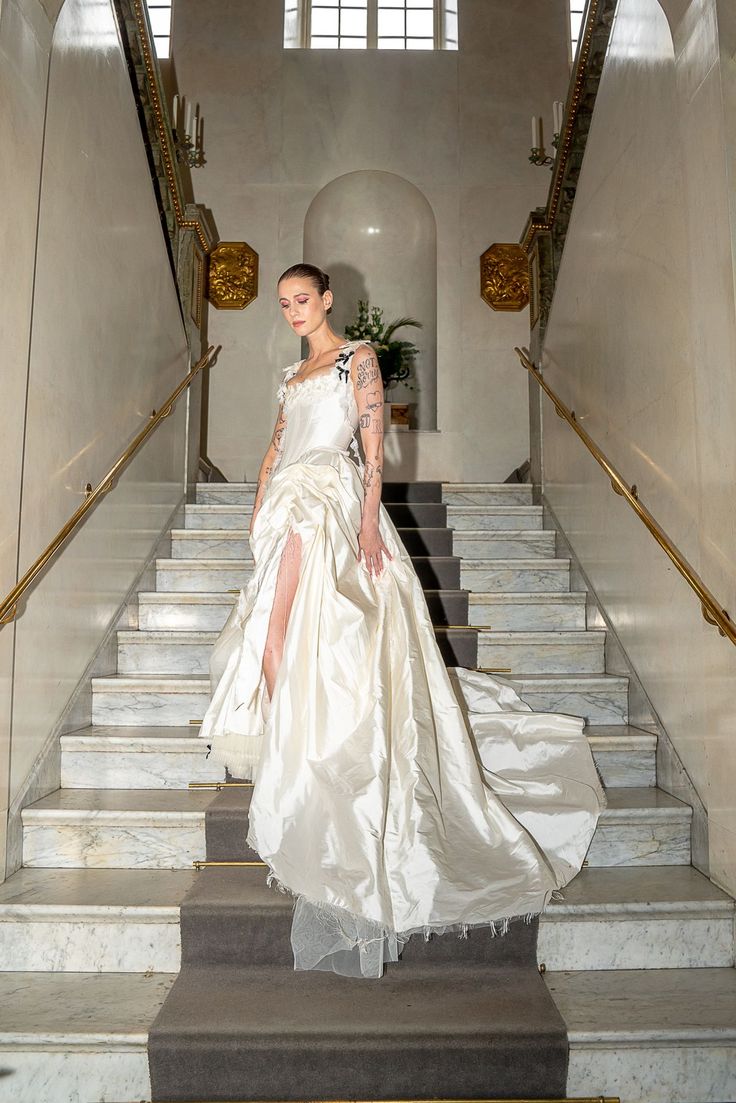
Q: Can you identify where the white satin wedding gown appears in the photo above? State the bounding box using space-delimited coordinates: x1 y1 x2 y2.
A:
198 339 606 978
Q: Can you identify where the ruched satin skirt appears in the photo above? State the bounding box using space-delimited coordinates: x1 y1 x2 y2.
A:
198 446 606 978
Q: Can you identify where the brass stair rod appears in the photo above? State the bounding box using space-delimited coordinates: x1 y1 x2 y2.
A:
104 1096 620 1103
515 345 735 646
0 345 220 629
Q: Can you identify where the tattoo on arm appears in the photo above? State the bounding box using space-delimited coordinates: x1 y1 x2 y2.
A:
356 355 380 389
363 458 383 492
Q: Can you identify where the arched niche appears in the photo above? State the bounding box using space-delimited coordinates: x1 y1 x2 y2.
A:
303 170 437 430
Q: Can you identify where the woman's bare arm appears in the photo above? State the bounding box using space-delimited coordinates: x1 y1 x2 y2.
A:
250 402 287 534
351 344 392 576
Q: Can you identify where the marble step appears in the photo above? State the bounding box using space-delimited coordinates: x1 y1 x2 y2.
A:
117 627 478 675
446 504 543 530
91 671 629 727
195 481 535 507
2 866 729 975
182 502 545 533
509 673 629 724
185 504 255 530
20 788 220 870
441 482 534 505
195 482 257 505
170 528 559 563
59 723 653 791
156 557 253 592
0 971 175 1103
453 529 556 559
477 629 606 675
461 557 571 593
539 867 735 971
20 786 687 870
548 967 736 1103
0 868 196 972
169 530 254 561
138 588 471 632
155 555 465 592
469 591 588 630
1 968 733 1103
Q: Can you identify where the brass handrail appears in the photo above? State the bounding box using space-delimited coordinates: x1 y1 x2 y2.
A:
515 346 735 645
0 345 220 630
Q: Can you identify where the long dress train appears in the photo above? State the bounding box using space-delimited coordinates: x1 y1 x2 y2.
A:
198 339 606 978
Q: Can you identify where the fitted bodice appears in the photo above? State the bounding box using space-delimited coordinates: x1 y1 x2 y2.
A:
272 340 366 474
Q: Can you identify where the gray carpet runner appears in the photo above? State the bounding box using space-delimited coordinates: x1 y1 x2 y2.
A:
146 482 569 1101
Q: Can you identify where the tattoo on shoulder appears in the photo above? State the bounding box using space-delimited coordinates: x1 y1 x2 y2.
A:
356 354 380 390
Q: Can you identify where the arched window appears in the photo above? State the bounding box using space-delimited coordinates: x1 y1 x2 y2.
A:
284 0 458 51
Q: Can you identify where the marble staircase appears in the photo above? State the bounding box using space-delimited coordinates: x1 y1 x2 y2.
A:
1 481 734 1103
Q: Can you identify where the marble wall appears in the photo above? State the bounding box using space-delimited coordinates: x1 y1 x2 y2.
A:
0 0 189 879
541 0 736 894
168 0 570 481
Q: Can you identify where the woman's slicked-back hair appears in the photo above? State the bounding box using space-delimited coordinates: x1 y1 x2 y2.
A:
277 263 330 297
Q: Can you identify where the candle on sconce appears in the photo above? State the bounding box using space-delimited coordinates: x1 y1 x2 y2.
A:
194 105 200 146
531 115 538 147
172 94 179 131
185 101 193 137
553 100 563 134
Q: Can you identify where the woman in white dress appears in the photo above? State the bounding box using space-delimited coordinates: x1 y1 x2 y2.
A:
198 263 606 979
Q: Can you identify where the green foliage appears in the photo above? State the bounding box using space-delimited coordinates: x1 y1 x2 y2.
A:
344 300 422 392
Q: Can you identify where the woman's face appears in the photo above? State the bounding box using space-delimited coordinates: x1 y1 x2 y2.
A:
277 277 331 337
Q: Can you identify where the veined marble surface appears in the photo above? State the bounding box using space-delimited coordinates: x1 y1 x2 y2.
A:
468 591 588 630
0 971 175 1102
541 866 735 970
587 787 691 867
0 868 197 972
21 786 213 868
550 968 736 1103
117 630 219 675
92 675 210 726
195 483 257 505
155 557 253 592
509 673 629 724
585 725 656 787
61 725 224 789
185 503 254 529
461 558 570 593
137 591 237 631
441 484 533 506
452 529 555 559
170 530 254 560
445 504 543 531
477 629 605 675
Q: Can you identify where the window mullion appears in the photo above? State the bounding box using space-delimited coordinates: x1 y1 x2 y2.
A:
435 0 442 49
367 0 377 49
304 0 312 48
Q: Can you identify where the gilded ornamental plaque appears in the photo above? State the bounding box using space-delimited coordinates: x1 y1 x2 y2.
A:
207 241 259 310
480 243 530 312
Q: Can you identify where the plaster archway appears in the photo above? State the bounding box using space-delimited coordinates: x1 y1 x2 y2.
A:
303 170 437 430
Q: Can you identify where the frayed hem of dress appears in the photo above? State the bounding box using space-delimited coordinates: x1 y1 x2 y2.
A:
260 863 553 980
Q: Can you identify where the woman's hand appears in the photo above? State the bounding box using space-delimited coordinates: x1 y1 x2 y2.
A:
357 520 393 578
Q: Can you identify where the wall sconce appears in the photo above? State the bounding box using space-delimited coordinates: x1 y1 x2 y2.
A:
171 93 206 168
529 100 564 169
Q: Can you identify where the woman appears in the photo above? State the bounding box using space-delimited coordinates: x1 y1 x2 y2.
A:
199 262 606 979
